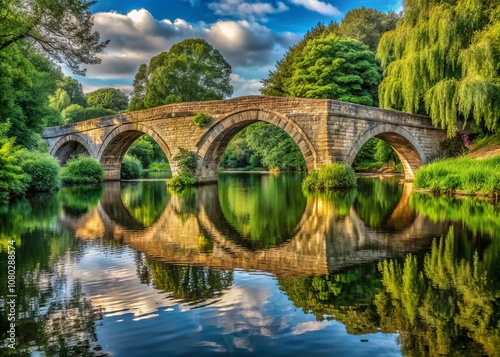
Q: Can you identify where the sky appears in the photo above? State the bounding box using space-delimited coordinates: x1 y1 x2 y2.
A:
73 0 403 97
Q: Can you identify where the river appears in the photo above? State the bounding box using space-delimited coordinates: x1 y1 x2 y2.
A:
1 173 499 356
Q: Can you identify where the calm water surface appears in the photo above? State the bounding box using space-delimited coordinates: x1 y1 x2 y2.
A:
1 173 499 356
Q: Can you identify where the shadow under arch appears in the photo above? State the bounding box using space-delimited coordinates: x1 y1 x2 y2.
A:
195 109 317 181
345 124 427 180
97 122 173 181
50 133 93 165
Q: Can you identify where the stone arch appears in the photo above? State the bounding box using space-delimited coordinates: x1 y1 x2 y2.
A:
195 109 317 181
97 123 173 181
50 133 93 165
346 124 427 180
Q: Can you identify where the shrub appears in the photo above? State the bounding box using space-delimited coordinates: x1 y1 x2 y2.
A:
167 148 198 187
148 161 170 171
21 152 60 192
0 137 29 202
192 113 212 128
302 163 357 191
60 156 103 185
121 155 143 179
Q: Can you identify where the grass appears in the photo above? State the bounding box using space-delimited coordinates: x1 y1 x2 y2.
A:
302 163 357 191
472 132 500 150
413 156 500 195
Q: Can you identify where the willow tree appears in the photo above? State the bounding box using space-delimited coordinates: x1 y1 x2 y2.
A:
377 0 500 136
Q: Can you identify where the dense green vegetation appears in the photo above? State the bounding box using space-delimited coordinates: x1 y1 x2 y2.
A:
129 38 233 110
302 163 357 191
60 156 103 185
377 0 500 135
377 228 500 356
192 113 212 128
413 157 500 195
221 122 306 172
168 148 198 188
121 155 143 180
218 173 306 249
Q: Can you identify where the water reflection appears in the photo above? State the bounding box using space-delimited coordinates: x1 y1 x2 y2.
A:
2 174 500 356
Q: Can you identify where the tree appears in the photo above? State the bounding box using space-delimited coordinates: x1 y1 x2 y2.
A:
261 22 339 96
0 0 109 75
339 7 399 51
377 0 500 135
0 42 62 148
132 38 232 109
61 104 115 124
61 77 87 107
0 123 29 202
287 35 381 105
86 88 128 111
127 137 154 169
49 88 71 111
129 64 148 111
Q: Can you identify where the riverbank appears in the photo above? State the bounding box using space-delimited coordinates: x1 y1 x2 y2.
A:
413 145 500 198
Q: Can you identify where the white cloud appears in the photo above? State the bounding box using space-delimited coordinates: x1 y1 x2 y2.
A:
288 0 341 16
74 8 299 97
230 73 262 97
208 0 289 20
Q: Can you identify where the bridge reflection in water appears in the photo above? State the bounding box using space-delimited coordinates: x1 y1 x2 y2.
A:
59 176 449 278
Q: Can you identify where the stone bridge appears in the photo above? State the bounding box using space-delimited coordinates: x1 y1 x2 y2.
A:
42 96 447 181
59 182 450 278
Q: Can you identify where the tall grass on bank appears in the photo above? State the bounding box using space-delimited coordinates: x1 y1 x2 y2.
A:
302 163 357 191
413 157 500 195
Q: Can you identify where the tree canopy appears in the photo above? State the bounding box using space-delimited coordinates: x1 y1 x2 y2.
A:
129 38 233 110
86 88 128 111
0 0 109 76
286 35 381 105
339 7 399 51
377 0 500 135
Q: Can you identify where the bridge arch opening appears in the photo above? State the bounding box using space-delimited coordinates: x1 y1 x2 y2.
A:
346 124 427 180
97 123 173 181
51 134 92 165
196 109 317 181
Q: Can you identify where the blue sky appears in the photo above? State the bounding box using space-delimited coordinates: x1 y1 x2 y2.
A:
75 0 403 97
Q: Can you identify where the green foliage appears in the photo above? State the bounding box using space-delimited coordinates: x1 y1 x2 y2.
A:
261 22 339 96
121 155 143 180
278 265 382 327
377 0 500 135
413 156 500 195
192 113 212 128
0 0 109 75
147 161 171 171
127 137 154 168
21 151 60 192
221 122 306 171
339 7 399 51
86 88 128 112
377 227 500 356
129 64 148 111
61 77 87 107
0 43 62 148
287 35 381 105
0 134 29 202
218 173 306 249
131 39 233 109
49 88 71 111
302 163 357 191
60 155 103 185
168 148 198 187
61 104 116 124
